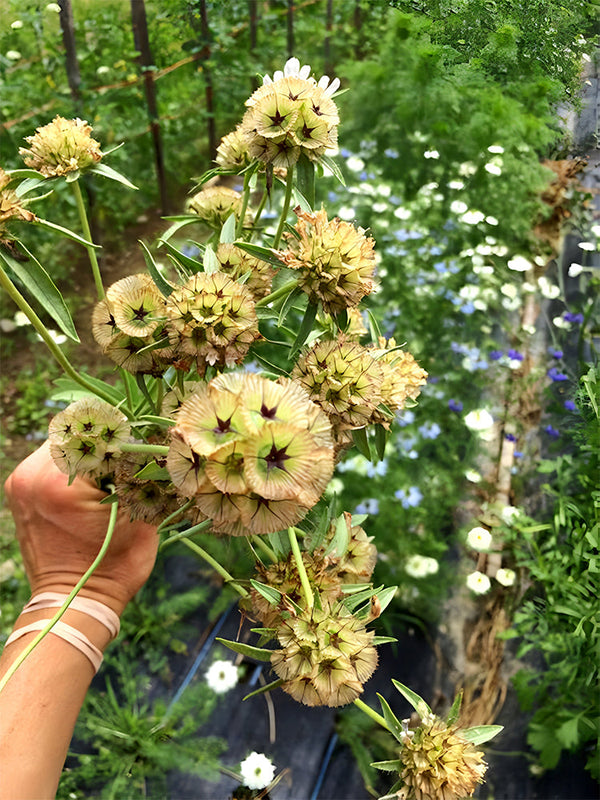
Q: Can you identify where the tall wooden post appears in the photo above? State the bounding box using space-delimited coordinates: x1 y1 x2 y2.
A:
248 0 259 92
130 0 169 213
58 0 81 108
287 0 294 58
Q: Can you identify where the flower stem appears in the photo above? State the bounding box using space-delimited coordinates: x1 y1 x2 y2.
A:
353 698 391 732
272 163 295 250
120 442 170 455
251 535 277 562
250 188 268 238
159 518 212 549
255 278 298 308
0 500 119 694
0 261 130 413
71 179 105 300
236 169 252 238
181 538 249 598
288 526 313 609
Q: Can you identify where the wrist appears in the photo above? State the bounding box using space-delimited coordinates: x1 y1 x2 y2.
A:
29 578 130 618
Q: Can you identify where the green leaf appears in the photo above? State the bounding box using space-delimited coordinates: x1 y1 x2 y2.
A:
0 246 79 342
249 580 282 606
318 154 346 186
157 237 202 273
366 309 382 343
392 680 432 718
292 187 312 213
33 216 100 248
324 513 351 558
369 759 402 773
374 586 398 615
277 285 304 327
89 162 138 190
376 694 405 743
158 216 201 244
446 691 463 726
219 213 237 244
52 376 123 405
374 424 388 461
296 154 315 208
203 243 220 274
242 678 284 702
289 301 318 359
461 724 504 745
215 637 273 662
555 716 581 749
134 462 171 481
138 240 174 297
233 241 288 268
352 427 372 460
372 636 398 646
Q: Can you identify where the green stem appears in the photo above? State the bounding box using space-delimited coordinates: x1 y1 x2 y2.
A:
120 442 170 455
251 535 277 562
0 262 130 414
255 278 298 308
181 539 249 598
250 188 268 239
156 499 195 535
272 163 295 250
236 169 252 238
353 698 391 732
71 179 104 300
288 527 313 609
0 500 119 694
159 518 212 549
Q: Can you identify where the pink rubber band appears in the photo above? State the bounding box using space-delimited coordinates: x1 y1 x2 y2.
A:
22 592 120 640
5 619 103 673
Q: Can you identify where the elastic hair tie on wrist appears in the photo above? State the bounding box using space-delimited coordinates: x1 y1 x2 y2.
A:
22 592 120 640
5 620 104 673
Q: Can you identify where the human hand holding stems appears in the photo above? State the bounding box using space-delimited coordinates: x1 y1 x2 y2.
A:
0 442 158 800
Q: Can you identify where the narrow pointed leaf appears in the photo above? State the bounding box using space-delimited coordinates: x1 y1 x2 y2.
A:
374 424 388 461
367 309 382 343
372 636 398 646
289 301 318 359
90 162 138 190
324 513 351 558
134 462 170 481
139 240 174 297
33 216 100 248
292 187 312 213
215 637 273 662
392 680 432 718
52 376 123 405
220 213 237 244
14 176 49 197
461 724 503 745
157 237 203 273
373 586 398 615
0 246 79 342
296 154 315 208
204 243 220 274
233 241 288 268
242 678 284 701
446 690 463 726
277 285 304 326
369 759 402 773
159 216 201 244
249 580 282 606
376 693 405 743
352 427 371 460
318 154 346 186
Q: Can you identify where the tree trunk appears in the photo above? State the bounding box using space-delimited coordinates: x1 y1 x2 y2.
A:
130 0 169 214
324 0 334 76
287 0 294 58
248 0 259 92
58 0 81 108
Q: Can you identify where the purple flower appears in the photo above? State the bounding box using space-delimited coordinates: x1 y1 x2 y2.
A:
505 433 517 442
448 399 463 412
564 399 577 411
549 348 563 359
547 367 568 382
563 311 584 324
395 486 423 509
489 350 503 361
544 425 560 439
419 422 441 439
507 349 524 361
514 450 523 459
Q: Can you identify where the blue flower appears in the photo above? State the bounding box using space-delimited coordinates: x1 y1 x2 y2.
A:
460 302 475 315
418 422 441 440
384 148 399 158
355 498 380 515
489 350 503 361
397 410 416 427
564 399 577 411
504 433 517 442
367 459 389 478
448 399 463 412
507 349 524 361
549 347 563 359
544 425 560 439
394 486 423 509
547 367 568 382
514 450 523 458
563 311 584 324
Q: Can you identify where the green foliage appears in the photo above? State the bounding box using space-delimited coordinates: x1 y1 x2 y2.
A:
57 653 226 799
507 367 600 779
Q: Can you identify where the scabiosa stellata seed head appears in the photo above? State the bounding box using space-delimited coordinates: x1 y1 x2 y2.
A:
168 373 334 536
114 449 184 525
214 242 277 300
240 57 339 169
187 185 252 231
48 397 130 479
271 598 378 707
164 271 261 377
215 126 252 171
399 715 487 800
19 116 102 178
277 207 375 315
0 168 35 235
291 336 384 441
368 337 427 424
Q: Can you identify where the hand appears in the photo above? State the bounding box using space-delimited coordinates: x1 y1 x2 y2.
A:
4 441 158 616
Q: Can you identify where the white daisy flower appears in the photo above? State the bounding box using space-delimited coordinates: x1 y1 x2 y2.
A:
205 659 239 694
466 571 491 594
465 526 492 551
240 752 276 791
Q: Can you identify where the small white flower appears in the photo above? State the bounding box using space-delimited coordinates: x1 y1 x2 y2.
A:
465 469 482 483
448 179 465 190
45 2 61 11
568 263 584 277
466 571 491 594
337 205 356 220
577 241 595 251
522 323 536 335
485 215 499 226
465 526 492 551
96 65 110 76
424 149 440 159
460 210 485 225
538 276 560 299
205 660 239 694
6 50 22 60
393 206 412 220
488 144 505 154
14 311 31 327
495 567 516 587
500 505 521 525
464 408 494 431
11 20 24 29
405 554 439 578
484 161 502 176
458 161 477 177
450 199 468 215
501 282 518 299
507 255 532 272
553 315 570 329
240 752 276 791
346 156 365 172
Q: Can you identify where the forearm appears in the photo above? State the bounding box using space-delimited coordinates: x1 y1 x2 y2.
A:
0 605 115 800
